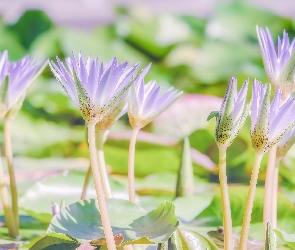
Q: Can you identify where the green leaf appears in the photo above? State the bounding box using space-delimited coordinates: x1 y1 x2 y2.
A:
59 27 148 65
117 15 172 59
8 10 53 49
207 111 219 121
19 172 125 223
197 187 295 239
176 137 194 197
174 195 213 223
47 199 179 245
104 144 180 176
29 232 80 250
274 228 295 250
265 222 276 250
0 22 27 60
209 2 290 43
158 229 218 250
0 216 48 246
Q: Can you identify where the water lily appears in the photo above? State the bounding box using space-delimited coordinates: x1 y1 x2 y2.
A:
257 26 295 97
49 52 139 124
127 64 182 203
128 64 182 129
0 50 43 118
212 77 251 147
240 80 295 250
251 80 295 152
257 27 295 237
0 50 44 239
208 77 250 250
50 52 140 250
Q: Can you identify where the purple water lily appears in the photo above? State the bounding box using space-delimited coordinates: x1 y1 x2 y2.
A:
251 80 295 152
213 77 251 147
128 64 182 129
257 27 295 97
0 50 42 118
49 52 139 124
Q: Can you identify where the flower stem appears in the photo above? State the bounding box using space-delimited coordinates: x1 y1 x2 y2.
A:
80 164 92 200
87 122 116 250
263 145 277 238
0 151 17 238
271 157 281 229
96 129 112 199
4 118 19 235
239 151 264 250
218 145 233 250
128 127 140 203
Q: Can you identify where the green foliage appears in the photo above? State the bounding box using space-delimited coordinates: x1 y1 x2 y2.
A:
18 172 124 223
8 10 53 50
274 228 295 249
47 199 179 245
174 195 213 222
1 2 295 249
28 232 80 250
158 229 219 250
197 187 295 238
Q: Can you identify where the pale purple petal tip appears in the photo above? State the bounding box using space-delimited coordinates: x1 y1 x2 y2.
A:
51 52 140 124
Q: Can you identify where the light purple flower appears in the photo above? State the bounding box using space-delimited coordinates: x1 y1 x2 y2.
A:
257 26 295 96
212 77 251 147
128 64 182 129
49 52 140 124
0 50 42 118
251 80 295 152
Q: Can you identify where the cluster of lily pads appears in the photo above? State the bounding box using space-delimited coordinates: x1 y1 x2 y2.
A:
1 23 295 250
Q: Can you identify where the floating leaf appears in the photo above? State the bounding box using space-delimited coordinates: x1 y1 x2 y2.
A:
274 228 295 249
29 232 80 250
174 195 213 223
19 172 124 223
207 227 264 250
158 229 218 250
48 199 179 245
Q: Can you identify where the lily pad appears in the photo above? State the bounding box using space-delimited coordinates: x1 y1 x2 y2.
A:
158 229 218 250
19 172 125 223
47 199 179 245
274 228 295 250
28 232 80 250
174 195 213 223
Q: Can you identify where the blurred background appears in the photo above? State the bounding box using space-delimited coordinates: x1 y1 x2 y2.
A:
1 0 295 193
